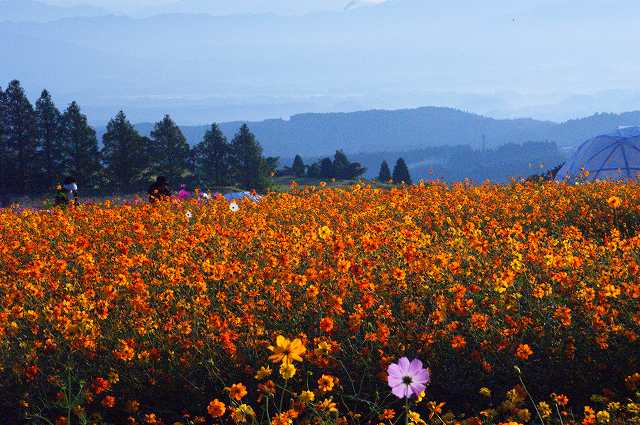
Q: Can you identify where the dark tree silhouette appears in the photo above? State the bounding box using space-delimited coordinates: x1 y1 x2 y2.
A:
61 101 102 189
193 123 231 187
392 158 412 184
378 160 392 182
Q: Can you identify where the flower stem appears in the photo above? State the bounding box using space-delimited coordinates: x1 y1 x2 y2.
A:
404 397 409 425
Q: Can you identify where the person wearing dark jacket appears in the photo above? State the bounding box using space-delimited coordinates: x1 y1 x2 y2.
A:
54 183 68 207
148 176 171 203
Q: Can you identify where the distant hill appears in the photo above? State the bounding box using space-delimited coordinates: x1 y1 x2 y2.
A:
95 107 640 158
3 0 640 123
0 0 108 22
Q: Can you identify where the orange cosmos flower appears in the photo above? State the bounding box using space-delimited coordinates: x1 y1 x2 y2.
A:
317 374 336 392
225 383 248 401
516 344 534 361
207 399 226 418
320 317 334 333
451 335 467 350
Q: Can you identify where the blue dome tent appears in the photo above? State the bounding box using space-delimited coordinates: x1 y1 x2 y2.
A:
555 127 640 182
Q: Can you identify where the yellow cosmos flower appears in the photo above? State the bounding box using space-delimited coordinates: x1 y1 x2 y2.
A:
317 341 331 355
268 335 306 364
607 196 622 209
299 390 315 403
596 410 610 424
279 361 296 379
231 404 255 423
317 398 338 414
255 366 272 380
318 225 333 240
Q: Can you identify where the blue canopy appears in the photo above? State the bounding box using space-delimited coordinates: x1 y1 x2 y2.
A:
555 127 640 182
222 192 262 202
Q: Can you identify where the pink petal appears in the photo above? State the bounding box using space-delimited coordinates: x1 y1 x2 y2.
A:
388 374 403 387
387 363 403 379
413 369 430 385
410 383 426 397
398 357 411 373
392 384 409 399
409 359 424 374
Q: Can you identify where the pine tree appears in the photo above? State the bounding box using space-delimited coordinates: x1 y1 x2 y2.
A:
150 115 191 183
319 158 334 179
0 85 7 197
392 158 412 185
101 111 150 193
61 101 102 190
193 123 231 187
333 150 351 179
378 160 391 182
291 155 306 177
229 124 270 191
306 163 320 178
35 90 64 188
3 80 38 194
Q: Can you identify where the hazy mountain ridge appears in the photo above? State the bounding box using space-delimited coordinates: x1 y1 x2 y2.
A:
0 0 108 22
2 0 640 123
94 107 640 159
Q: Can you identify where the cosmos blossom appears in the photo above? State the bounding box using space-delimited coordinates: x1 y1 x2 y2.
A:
388 357 430 399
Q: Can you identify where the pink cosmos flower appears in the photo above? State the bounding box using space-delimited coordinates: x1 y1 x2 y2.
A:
387 357 430 399
178 184 191 200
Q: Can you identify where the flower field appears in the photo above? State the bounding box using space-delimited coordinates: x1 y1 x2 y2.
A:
1 181 640 425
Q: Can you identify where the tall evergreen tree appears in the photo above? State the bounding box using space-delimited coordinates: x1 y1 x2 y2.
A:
101 111 149 192
150 115 190 182
61 102 102 189
230 124 270 191
291 155 306 177
378 160 392 182
0 85 7 197
3 80 37 193
392 158 412 185
333 150 351 179
35 89 64 188
306 162 320 178
193 123 231 187
319 158 334 179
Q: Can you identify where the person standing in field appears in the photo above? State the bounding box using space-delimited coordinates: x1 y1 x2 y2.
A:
148 176 171 203
63 177 79 206
54 183 68 207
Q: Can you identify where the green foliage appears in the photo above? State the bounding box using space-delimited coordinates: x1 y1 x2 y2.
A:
0 85 8 197
392 157 412 184
35 89 64 188
291 154 306 177
149 114 191 183
319 158 334 178
101 111 150 193
61 101 102 190
307 150 366 180
230 124 271 191
377 160 391 182
193 123 231 187
3 80 38 193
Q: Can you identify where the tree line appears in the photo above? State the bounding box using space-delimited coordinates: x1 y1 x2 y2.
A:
281 153 412 184
0 80 275 197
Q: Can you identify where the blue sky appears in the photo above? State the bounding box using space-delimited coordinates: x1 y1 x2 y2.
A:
42 0 368 14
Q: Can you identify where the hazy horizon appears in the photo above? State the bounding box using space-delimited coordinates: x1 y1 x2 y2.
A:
2 0 640 125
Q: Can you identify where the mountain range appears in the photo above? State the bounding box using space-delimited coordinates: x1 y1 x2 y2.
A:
94 106 640 158
0 0 107 22
2 0 640 124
